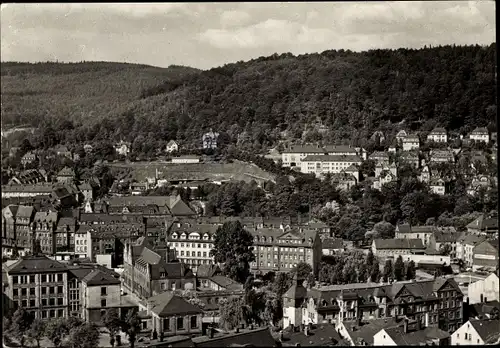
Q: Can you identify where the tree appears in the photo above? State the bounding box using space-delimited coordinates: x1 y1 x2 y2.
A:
394 255 405 281
370 262 380 283
382 259 393 283
439 244 453 256
67 323 100 348
272 272 292 298
19 138 34 156
122 310 141 348
180 290 206 310
210 221 255 283
366 250 375 268
219 297 245 330
406 260 416 280
103 308 122 347
9 308 34 347
372 221 395 239
44 319 69 348
27 319 46 348
291 262 313 280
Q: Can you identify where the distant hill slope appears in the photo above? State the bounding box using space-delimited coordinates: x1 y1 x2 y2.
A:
1 61 201 127
1 44 496 150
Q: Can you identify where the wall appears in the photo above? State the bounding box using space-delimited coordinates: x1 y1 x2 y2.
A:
152 313 203 337
85 283 121 309
468 274 499 304
373 329 398 346
394 253 451 266
451 322 485 345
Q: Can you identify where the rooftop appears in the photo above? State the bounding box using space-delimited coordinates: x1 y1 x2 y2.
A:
147 291 204 317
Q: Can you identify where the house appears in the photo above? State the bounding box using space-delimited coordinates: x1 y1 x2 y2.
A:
190 326 277 347
430 178 446 195
419 165 431 183
429 149 455 163
427 127 448 143
470 127 490 143
371 130 386 143
21 152 37 166
8 169 47 185
395 224 437 248
432 230 463 260
468 273 499 304
300 155 362 177
195 264 222 284
56 167 76 184
130 182 149 195
472 239 498 272
2 205 35 254
395 130 408 142
402 134 420 151
142 291 204 337
321 238 344 256
203 276 243 292
281 145 326 168
32 211 58 255
330 172 357 191
375 163 397 178
371 239 425 259
83 144 93 153
373 169 397 190
202 130 219 149
78 182 94 203
291 277 464 333
338 317 403 346
369 151 390 165
282 273 307 329
398 151 419 168
122 236 196 300
451 319 500 345
172 155 201 164
374 321 451 345
467 301 500 320
105 195 196 217
466 214 498 237
166 140 179 153
467 175 493 196
115 141 131 156
456 235 487 267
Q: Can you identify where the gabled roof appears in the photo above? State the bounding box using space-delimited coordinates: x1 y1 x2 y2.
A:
196 264 222 278
373 238 425 250
209 276 243 291
301 155 362 163
82 269 120 286
466 214 498 230
57 167 75 177
469 319 500 344
471 127 489 134
148 291 203 317
8 255 68 274
429 127 447 134
167 195 196 216
167 140 178 146
192 327 276 347
322 238 343 250
282 323 342 346
383 326 450 345
283 274 307 300
16 205 35 218
343 318 403 346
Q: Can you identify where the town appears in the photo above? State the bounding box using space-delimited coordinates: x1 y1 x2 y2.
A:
1 124 498 347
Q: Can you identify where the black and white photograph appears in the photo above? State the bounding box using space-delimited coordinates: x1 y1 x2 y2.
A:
0 2 498 347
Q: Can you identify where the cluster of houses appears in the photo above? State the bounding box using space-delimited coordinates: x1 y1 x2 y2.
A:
280 127 497 196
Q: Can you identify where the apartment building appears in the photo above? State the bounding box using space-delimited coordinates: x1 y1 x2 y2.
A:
456 235 487 267
468 273 499 305
402 134 420 151
371 239 426 259
285 277 464 334
5 254 70 320
395 224 437 248
300 155 362 176
451 319 500 345
250 228 322 275
429 149 455 163
369 151 390 165
466 214 498 237
469 127 490 143
32 211 58 254
427 127 448 143
472 239 498 272
398 151 420 168
2 205 36 254
281 144 359 168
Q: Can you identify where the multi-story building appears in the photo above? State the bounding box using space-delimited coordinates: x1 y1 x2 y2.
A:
300 155 362 176
466 214 498 237
369 151 390 165
32 211 58 254
281 145 359 168
472 239 498 272
21 152 37 166
469 127 490 143
371 239 426 259
5 254 70 320
1 183 54 198
395 224 437 248
375 163 397 178
402 134 420 151
429 149 455 163
56 167 76 185
456 235 487 267
432 230 463 260
330 172 357 191
427 127 448 143
286 277 464 334
374 322 450 346
283 274 307 329
430 178 446 195
250 228 322 274
2 205 35 254
81 268 122 322
398 151 420 168
122 236 195 300
468 273 499 305
167 224 218 273
74 225 92 259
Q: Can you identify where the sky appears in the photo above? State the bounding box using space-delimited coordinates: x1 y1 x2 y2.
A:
0 1 495 70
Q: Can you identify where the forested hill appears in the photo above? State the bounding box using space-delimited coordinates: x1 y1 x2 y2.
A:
1 61 201 127
1 44 496 151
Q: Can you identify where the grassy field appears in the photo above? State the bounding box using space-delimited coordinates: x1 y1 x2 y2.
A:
107 160 276 183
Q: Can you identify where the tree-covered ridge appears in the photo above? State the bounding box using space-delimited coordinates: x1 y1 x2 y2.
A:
1 62 201 127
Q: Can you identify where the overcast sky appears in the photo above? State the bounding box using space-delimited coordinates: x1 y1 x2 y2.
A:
1 1 495 70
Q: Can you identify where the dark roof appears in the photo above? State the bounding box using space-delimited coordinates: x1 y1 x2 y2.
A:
467 215 498 230
192 327 276 347
301 155 362 163
196 264 222 278
82 269 121 286
8 255 68 274
343 318 403 346
322 238 343 250
469 319 500 344
433 231 462 243
472 127 489 134
373 239 425 250
282 323 342 346
148 292 204 317
469 301 500 319
430 127 447 134
57 167 75 177
384 326 450 345
283 274 307 300
209 276 243 291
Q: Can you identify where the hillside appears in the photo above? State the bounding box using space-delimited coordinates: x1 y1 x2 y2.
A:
1 44 496 151
0 61 201 127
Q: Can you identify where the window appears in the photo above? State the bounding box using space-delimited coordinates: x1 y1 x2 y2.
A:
190 316 197 329
57 286 63 294
41 287 47 295
22 300 27 307
30 288 35 296
58 309 64 317
49 287 55 294
57 274 63 282
57 298 63 306
49 298 55 306
177 317 184 330
42 299 47 306
13 289 18 297
101 287 107 296
29 275 35 283
21 288 27 296
13 276 18 284
29 300 35 307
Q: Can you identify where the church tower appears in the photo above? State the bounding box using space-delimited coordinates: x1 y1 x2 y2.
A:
282 273 307 329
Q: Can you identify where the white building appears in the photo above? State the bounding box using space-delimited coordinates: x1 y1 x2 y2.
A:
430 179 446 195
470 127 490 143
171 155 200 164
281 144 359 168
427 127 448 143
468 273 499 304
114 141 131 156
300 155 362 176
165 140 179 153
451 319 500 345
402 134 420 151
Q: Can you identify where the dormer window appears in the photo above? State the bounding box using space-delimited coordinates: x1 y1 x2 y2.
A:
172 233 178 239
180 233 186 240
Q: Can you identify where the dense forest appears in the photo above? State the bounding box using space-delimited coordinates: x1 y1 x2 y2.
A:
1 44 496 152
